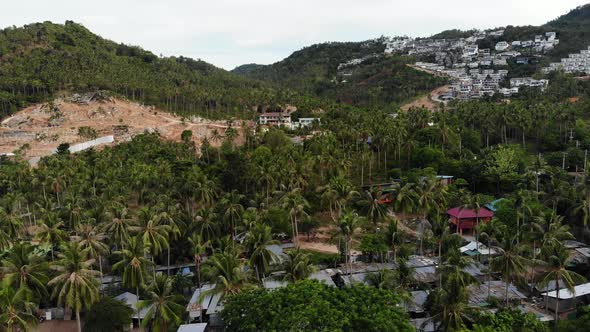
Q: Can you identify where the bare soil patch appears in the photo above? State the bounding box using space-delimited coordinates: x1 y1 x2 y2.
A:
0 97 251 160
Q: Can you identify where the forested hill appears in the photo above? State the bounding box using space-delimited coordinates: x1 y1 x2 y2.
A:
231 40 446 109
543 4 590 58
0 21 287 119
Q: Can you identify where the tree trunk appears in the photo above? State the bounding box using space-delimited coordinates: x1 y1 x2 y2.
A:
98 256 104 295
76 310 81 332
438 240 442 287
136 286 141 327
555 281 560 322
505 279 509 306
167 249 171 276
294 215 299 244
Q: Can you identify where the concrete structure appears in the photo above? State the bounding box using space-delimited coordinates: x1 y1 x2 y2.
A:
495 41 510 52
258 112 292 127
544 46 590 74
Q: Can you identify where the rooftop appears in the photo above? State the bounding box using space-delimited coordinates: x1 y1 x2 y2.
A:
543 282 590 299
447 207 494 219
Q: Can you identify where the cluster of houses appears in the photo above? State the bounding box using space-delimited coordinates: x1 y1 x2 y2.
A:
383 30 491 56
415 59 549 100
543 45 590 75
385 30 557 60
258 110 320 130
396 29 563 101
508 31 560 53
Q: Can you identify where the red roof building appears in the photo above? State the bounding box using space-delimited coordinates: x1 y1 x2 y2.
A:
447 207 494 234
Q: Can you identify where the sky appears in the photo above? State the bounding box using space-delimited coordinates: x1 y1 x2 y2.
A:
2 1 588 69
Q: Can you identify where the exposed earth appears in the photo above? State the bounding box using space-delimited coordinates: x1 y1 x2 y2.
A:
400 84 450 112
0 93 250 162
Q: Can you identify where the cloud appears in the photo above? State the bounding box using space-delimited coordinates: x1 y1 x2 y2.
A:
1 0 588 69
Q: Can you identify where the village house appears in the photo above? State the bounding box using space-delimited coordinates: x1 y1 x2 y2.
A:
447 206 494 234
542 282 590 318
177 323 208 332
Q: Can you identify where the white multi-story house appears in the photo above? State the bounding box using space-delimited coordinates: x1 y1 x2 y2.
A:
510 77 549 91
543 46 590 74
495 41 510 52
292 118 321 129
259 112 292 127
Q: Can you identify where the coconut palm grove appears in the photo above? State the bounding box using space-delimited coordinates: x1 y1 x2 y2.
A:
4 3 590 332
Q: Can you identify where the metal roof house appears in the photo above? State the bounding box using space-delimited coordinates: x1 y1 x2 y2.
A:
177 323 208 332
469 281 527 306
114 292 150 320
447 207 494 234
542 282 590 314
186 284 224 326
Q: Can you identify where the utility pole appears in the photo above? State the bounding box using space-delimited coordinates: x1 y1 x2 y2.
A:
562 152 567 170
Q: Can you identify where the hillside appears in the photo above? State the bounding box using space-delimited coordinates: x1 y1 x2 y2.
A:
544 4 590 58
0 21 282 119
231 40 446 108
0 92 245 161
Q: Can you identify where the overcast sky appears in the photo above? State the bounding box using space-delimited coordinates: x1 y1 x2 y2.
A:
2 1 588 69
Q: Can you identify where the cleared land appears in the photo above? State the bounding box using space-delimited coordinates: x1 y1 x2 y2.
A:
0 95 250 160
400 85 450 112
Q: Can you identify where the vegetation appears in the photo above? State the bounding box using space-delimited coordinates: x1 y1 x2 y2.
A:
0 21 284 119
84 297 134 332
3 5 590 331
233 40 446 109
221 280 414 332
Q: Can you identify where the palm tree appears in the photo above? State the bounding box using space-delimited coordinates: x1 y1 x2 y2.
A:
113 237 152 324
138 274 185 332
1 243 49 300
490 235 528 306
460 193 484 260
282 248 315 283
0 287 38 332
193 208 219 242
365 269 397 289
131 208 171 271
393 183 417 216
202 248 251 298
428 271 475 331
71 223 109 292
155 210 181 276
279 188 310 244
357 187 387 224
49 242 100 332
221 190 244 238
188 233 209 288
0 207 24 249
245 223 278 280
102 204 134 249
335 210 364 276
34 212 66 261
538 243 586 322
384 218 403 262
318 177 359 220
